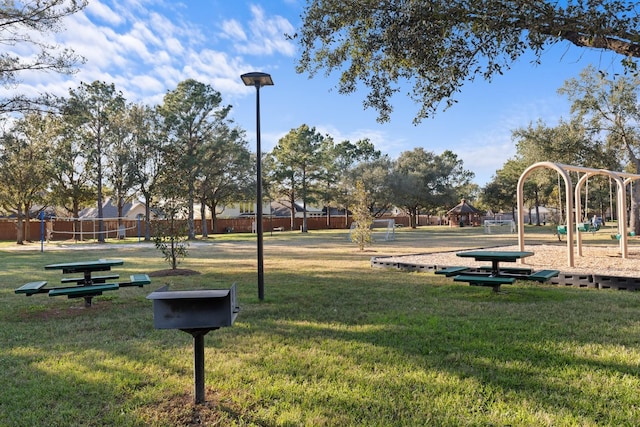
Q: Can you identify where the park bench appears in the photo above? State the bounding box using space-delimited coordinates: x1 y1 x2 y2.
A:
15 281 48 296
526 269 560 283
453 275 515 293
434 266 469 277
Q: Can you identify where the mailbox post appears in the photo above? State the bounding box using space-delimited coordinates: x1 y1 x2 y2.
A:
147 284 239 404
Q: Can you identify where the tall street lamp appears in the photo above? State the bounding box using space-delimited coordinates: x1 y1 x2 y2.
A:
241 72 274 301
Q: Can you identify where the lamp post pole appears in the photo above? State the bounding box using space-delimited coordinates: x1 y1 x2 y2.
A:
241 72 274 301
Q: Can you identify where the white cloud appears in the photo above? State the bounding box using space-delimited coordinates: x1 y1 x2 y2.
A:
223 5 295 56
164 38 184 56
129 21 163 48
221 19 247 41
85 0 123 26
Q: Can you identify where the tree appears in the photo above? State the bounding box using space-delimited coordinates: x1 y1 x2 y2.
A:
510 116 616 224
0 0 87 114
293 0 640 123
158 79 233 240
558 66 640 231
49 103 95 239
349 155 394 217
64 81 126 243
349 180 373 251
390 148 473 228
325 138 381 227
267 124 328 232
128 104 165 241
199 136 253 237
106 104 138 237
0 113 53 243
482 159 527 220
154 199 189 270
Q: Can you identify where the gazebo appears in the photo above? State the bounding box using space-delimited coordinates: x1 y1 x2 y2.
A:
447 199 482 227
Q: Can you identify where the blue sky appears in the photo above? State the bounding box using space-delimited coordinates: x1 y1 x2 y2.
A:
5 0 628 185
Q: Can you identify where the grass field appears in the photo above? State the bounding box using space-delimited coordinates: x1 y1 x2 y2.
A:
1 226 640 426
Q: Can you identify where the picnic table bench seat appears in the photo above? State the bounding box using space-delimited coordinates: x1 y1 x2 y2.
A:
478 266 533 275
48 283 120 298
60 274 120 284
119 274 151 287
15 281 48 296
453 275 515 292
527 269 560 283
435 266 470 277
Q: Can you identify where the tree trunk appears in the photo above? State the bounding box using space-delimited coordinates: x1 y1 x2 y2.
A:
301 169 308 232
210 202 218 234
345 201 349 228
117 196 125 239
15 204 25 244
534 187 541 226
97 162 105 243
631 158 640 234
326 203 331 227
289 193 296 230
24 203 32 241
410 207 417 228
187 186 195 240
302 199 308 233
144 194 152 241
200 201 208 238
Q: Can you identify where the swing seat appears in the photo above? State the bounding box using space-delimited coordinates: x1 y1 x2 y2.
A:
611 234 621 240
577 223 589 232
557 225 567 235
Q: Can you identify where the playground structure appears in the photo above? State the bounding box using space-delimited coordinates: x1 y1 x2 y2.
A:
517 162 640 267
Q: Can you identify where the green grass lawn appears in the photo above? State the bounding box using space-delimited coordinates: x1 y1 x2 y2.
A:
1 226 640 426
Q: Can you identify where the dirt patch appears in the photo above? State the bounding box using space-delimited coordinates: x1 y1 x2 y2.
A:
148 268 201 277
139 389 245 426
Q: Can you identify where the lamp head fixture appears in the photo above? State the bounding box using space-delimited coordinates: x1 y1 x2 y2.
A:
241 72 274 87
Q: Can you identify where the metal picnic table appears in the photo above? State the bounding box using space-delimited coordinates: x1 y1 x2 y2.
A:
16 259 150 307
456 250 535 277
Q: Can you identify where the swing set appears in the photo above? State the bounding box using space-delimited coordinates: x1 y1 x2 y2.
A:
517 162 640 268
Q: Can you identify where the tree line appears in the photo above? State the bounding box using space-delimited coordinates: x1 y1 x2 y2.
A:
479 66 640 233
11 1 640 243
0 78 477 244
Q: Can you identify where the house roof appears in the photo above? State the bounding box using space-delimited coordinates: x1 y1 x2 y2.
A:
447 199 481 215
79 197 143 218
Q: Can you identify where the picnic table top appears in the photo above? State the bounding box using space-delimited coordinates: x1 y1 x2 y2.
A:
44 259 124 271
456 250 534 262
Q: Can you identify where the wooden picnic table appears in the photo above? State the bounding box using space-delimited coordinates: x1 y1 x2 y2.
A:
456 250 534 277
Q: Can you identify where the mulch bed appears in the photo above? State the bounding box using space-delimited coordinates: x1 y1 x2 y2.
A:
147 268 201 277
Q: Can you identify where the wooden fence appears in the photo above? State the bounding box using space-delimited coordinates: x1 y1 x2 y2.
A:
0 215 429 242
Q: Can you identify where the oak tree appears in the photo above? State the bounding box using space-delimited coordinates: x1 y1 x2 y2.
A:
0 0 87 114
294 0 640 123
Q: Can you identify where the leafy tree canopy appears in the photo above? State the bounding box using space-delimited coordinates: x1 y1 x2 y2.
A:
293 0 640 123
0 0 87 114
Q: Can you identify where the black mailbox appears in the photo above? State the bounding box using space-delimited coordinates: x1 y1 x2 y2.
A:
147 284 238 330
146 284 239 404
